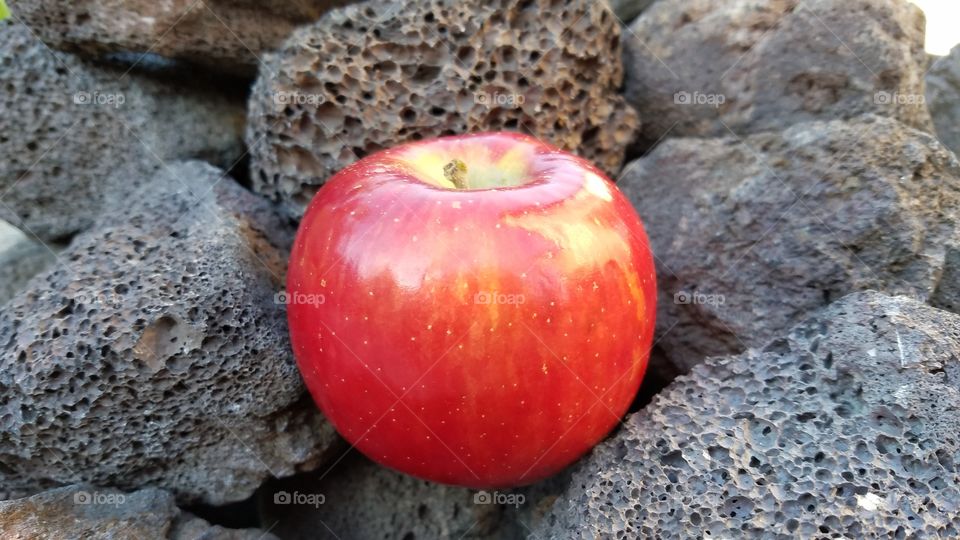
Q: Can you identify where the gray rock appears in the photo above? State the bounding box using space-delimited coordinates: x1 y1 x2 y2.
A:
606 0 656 23
0 222 57 305
247 0 638 219
623 0 933 146
11 0 356 75
620 115 960 371
0 161 337 505
537 291 960 538
0 20 244 242
0 484 277 539
260 453 504 539
927 44 960 155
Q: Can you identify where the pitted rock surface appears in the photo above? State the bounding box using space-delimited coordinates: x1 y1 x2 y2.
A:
927 44 960 156
0 20 244 242
247 0 638 218
261 453 503 539
537 291 960 538
12 0 355 74
0 161 337 505
0 484 277 539
623 0 933 146
620 115 960 371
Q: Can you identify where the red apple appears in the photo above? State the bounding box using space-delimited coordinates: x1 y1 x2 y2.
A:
287 132 656 488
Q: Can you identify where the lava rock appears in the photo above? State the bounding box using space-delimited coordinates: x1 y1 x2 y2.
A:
0 222 57 305
606 0 656 23
623 0 933 146
0 20 244 242
247 0 639 218
260 452 503 539
619 115 960 372
11 0 355 75
0 161 337 505
927 44 960 155
537 291 960 538
0 484 277 539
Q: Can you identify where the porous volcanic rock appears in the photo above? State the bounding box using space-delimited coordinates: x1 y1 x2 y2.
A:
623 0 933 146
537 291 960 538
606 0 656 23
0 20 244 242
0 222 57 305
0 484 277 540
0 161 337 505
620 115 960 371
927 44 960 155
11 0 355 74
260 452 503 539
248 0 639 218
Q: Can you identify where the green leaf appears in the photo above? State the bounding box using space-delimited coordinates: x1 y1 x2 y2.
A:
0 0 9 21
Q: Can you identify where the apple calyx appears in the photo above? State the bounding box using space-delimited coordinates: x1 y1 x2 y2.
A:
443 158 469 189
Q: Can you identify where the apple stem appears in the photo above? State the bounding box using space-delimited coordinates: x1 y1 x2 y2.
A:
443 159 468 190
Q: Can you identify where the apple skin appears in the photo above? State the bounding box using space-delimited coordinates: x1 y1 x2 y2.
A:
287 132 656 488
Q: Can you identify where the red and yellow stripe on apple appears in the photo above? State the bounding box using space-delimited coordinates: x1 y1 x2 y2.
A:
287 132 656 488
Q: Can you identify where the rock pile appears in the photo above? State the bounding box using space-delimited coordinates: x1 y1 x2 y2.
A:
0 21 245 243
1 0 959 537
0 162 337 506
0 484 277 539
536 292 960 538
11 0 356 74
620 114 960 371
623 0 933 146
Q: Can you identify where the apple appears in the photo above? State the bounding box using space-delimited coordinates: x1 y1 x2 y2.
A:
287 132 656 488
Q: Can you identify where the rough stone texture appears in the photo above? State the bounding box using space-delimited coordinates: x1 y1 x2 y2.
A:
0 161 338 505
12 0 356 74
0 222 57 305
538 292 960 538
260 452 504 539
0 20 244 242
248 0 639 218
623 0 933 146
606 0 655 23
620 115 960 372
500 470 575 539
927 44 960 156
0 484 277 540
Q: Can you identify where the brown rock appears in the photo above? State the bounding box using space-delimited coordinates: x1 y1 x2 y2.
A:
11 0 356 74
619 115 960 372
247 0 639 218
0 484 277 540
0 20 244 242
0 161 337 505
537 292 960 538
260 453 503 540
623 0 932 145
927 44 960 156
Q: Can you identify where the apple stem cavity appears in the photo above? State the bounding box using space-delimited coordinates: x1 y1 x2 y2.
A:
443 159 469 190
